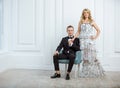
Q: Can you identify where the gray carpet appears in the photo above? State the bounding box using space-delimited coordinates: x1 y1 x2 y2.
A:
0 69 120 88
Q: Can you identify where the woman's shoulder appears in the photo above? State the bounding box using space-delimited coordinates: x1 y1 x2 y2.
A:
90 20 96 25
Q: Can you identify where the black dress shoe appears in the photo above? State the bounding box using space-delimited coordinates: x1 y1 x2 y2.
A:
65 74 70 80
51 73 61 78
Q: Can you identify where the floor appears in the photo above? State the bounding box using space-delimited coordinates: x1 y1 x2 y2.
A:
0 69 120 88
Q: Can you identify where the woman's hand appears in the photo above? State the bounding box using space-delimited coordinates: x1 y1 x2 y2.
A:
90 36 96 40
68 39 73 46
71 38 75 42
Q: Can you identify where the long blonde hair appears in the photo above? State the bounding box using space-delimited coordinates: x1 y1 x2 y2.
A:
79 8 93 24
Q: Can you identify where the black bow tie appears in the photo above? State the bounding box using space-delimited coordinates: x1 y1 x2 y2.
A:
68 36 74 39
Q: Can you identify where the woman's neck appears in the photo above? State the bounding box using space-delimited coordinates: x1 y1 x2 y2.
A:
83 18 89 23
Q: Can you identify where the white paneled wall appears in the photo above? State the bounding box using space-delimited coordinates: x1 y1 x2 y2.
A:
11 0 43 51
0 0 3 49
115 0 120 52
0 0 120 72
63 0 95 31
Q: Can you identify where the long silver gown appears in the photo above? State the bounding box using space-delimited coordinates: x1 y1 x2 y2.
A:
79 23 105 78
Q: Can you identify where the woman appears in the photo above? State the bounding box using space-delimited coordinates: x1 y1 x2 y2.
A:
72 8 105 77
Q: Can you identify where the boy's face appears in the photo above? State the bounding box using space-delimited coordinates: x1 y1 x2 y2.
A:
67 27 74 36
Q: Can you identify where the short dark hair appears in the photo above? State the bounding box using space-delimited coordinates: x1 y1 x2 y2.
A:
66 25 74 30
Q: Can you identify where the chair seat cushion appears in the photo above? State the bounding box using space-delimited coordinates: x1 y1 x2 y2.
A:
58 51 82 64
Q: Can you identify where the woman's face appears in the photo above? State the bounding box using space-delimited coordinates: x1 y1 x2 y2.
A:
83 11 89 18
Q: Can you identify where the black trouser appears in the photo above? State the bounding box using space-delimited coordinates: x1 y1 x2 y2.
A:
53 53 75 73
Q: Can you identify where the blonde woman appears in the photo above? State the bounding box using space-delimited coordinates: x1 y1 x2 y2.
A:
72 8 105 77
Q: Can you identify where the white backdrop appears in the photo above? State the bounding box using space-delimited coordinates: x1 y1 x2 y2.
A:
0 0 120 72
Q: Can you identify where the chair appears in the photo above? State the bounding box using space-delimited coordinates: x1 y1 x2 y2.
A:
58 51 82 78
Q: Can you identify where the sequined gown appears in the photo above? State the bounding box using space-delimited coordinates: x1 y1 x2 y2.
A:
79 23 105 77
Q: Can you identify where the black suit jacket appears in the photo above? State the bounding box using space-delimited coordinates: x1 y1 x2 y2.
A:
56 36 80 55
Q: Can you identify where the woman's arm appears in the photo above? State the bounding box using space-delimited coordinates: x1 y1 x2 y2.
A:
91 22 100 40
73 22 81 40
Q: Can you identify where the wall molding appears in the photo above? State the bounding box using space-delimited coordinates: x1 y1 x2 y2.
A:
10 0 44 51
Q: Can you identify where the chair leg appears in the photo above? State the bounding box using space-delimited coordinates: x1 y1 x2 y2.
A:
75 64 80 78
65 64 67 75
75 64 78 78
78 64 80 77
